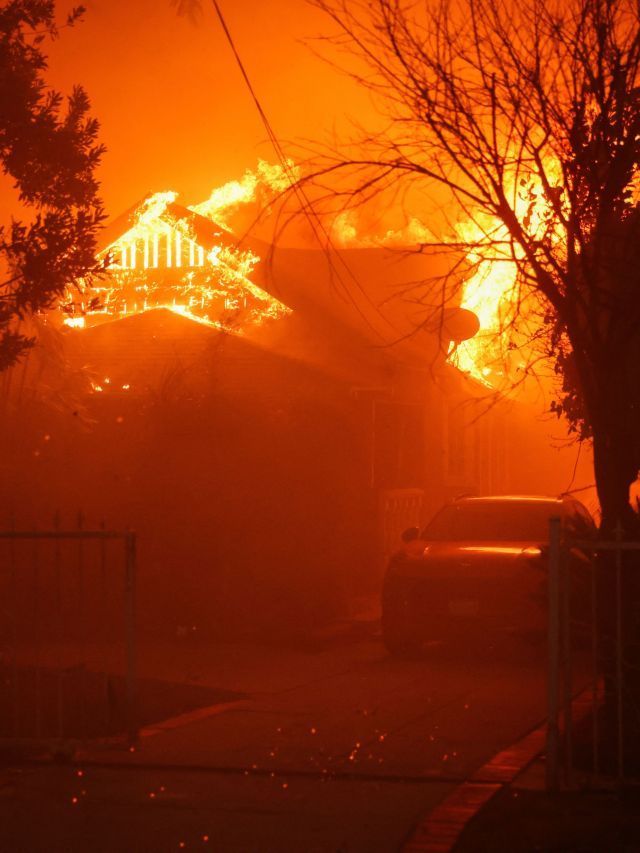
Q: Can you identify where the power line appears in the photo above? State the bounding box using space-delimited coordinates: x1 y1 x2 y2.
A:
209 0 390 334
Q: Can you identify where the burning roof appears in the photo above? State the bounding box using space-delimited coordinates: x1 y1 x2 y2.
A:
60 162 487 385
62 167 294 333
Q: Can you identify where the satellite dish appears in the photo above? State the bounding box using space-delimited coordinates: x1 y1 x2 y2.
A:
439 307 480 342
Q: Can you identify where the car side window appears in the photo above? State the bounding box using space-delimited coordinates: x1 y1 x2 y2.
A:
564 509 579 538
575 502 596 536
566 502 595 540
585 506 596 526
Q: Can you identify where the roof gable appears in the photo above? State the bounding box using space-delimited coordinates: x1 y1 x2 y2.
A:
64 193 290 331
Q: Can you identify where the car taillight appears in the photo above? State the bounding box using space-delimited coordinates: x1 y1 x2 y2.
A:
521 546 545 566
522 546 543 557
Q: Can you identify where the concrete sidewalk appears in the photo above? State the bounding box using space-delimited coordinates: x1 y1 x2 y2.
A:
0 760 447 853
0 635 459 853
0 634 566 852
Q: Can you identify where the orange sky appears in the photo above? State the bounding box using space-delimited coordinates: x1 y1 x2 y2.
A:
45 0 372 218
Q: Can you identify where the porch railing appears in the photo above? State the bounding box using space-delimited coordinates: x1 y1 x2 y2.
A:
378 488 425 572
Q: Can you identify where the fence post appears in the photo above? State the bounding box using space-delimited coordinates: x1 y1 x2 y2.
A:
561 532 573 787
591 547 600 780
54 511 65 741
124 532 138 746
76 512 86 742
547 515 562 791
8 514 17 740
615 521 624 783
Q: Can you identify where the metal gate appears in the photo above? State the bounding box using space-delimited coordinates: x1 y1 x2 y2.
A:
547 518 640 788
379 488 425 571
0 518 137 752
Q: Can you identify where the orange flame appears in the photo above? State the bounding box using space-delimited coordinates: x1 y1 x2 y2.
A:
62 164 292 331
452 162 566 387
192 159 298 228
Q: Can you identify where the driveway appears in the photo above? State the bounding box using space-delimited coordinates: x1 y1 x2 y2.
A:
0 632 553 852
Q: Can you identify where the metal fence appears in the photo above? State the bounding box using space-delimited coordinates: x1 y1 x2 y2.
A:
0 517 137 753
378 488 425 572
547 517 640 789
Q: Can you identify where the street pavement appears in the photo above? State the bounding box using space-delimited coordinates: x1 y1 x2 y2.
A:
0 632 552 852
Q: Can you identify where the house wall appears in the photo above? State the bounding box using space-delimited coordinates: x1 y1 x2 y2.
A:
0 323 382 639
430 387 595 515
0 311 591 641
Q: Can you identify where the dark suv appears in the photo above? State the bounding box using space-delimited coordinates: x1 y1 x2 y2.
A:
381 494 596 656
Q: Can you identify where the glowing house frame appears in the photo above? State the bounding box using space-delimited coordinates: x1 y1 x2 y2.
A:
63 193 290 332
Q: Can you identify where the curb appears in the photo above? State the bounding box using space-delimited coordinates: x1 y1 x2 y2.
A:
402 682 599 853
139 699 249 738
401 726 545 852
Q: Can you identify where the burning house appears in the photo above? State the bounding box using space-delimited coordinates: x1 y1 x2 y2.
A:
0 174 586 637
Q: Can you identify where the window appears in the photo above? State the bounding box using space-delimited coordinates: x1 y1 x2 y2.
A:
565 501 596 538
423 500 556 542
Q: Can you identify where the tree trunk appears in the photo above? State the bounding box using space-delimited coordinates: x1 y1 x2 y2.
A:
591 414 638 536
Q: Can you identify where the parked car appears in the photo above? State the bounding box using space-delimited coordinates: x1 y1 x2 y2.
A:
381 494 596 656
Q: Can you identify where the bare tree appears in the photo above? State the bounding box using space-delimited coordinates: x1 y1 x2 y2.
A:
292 0 640 534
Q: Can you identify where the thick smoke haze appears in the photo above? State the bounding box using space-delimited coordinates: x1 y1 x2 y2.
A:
45 0 370 217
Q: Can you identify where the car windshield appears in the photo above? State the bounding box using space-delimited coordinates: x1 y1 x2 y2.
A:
422 501 556 542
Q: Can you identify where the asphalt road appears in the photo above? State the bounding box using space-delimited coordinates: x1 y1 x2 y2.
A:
0 632 553 853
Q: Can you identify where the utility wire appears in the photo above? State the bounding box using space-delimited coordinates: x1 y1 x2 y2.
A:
209 0 391 334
